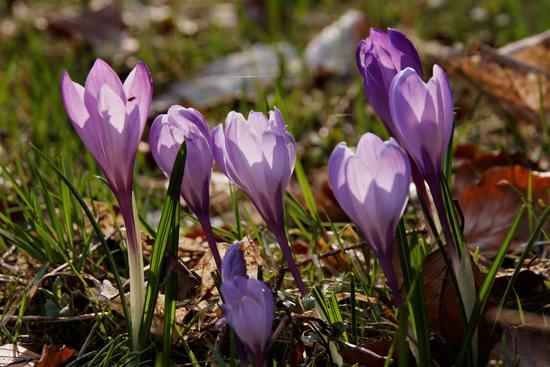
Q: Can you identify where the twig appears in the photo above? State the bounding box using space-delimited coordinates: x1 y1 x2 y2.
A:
78 319 99 357
0 245 18 273
4 312 108 324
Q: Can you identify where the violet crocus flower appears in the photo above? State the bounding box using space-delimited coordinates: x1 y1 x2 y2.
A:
221 276 274 366
60 59 152 348
221 242 247 282
356 28 433 222
212 109 307 296
356 27 423 136
328 133 411 305
389 65 456 254
149 106 222 268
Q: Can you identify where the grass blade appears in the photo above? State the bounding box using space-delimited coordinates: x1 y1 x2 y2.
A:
32 144 132 343
455 205 525 366
139 143 187 351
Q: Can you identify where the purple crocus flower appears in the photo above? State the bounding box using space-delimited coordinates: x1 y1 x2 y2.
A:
60 59 152 347
221 242 247 283
356 28 423 136
149 105 222 269
61 59 152 195
212 109 307 295
328 133 411 305
221 276 274 366
389 65 453 184
389 65 457 256
356 28 433 221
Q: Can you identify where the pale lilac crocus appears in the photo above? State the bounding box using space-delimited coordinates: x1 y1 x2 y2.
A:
221 276 274 367
149 106 222 268
61 59 152 347
389 65 478 357
212 108 307 295
389 65 456 255
356 27 423 137
328 133 411 305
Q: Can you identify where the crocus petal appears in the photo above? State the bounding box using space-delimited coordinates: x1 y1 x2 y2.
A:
96 84 134 191
389 66 452 179
84 59 125 121
221 242 247 282
123 61 152 130
356 132 385 162
328 143 359 224
60 71 103 162
356 28 423 133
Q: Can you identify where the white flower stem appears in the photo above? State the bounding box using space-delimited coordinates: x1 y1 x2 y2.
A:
119 191 145 351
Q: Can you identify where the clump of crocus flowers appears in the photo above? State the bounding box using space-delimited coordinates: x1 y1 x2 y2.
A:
59 26 477 364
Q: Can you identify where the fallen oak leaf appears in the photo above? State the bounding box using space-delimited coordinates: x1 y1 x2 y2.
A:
452 143 538 197
459 165 550 251
456 31 550 125
419 250 492 365
486 308 550 367
35 345 76 367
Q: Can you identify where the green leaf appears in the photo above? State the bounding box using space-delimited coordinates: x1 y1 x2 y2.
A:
140 142 187 353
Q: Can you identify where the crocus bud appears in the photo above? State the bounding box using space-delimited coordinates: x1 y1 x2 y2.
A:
328 133 411 304
389 65 453 184
212 109 307 295
221 242 247 283
356 28 423 136
149 106 222 268
221 276 274 366
390 64 458 259
61 58 152 196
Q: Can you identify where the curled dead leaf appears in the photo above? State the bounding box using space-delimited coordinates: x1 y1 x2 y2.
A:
420 250 491 364
35 345 76 367
457 30 550 125
192 238 266 297
486 308 550 367
453 143 538 197
459 166 550 251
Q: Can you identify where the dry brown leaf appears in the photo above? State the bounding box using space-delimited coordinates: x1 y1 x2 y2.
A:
457 30 550 125
459 165 550 251
486 308 550 367
192 238 266 297
420 250 490 364
340 340 391 367
453 143 538 197
35 345 76 367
